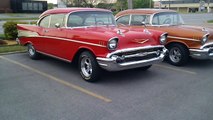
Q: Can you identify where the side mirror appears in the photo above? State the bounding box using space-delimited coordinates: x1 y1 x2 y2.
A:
141 21 146 28
55 23 60 28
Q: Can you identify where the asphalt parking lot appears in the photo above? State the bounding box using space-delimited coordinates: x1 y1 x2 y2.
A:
1 53 213 120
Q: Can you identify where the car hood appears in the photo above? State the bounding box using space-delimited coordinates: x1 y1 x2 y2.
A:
182 25 213 40
71 26 162 49
149 25 210 41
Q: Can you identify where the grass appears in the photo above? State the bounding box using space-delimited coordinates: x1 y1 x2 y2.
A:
0 44 26 53
0 17 38 21
207 20 213 23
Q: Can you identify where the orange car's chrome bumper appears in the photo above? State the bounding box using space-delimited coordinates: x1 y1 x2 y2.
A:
190 48 213 59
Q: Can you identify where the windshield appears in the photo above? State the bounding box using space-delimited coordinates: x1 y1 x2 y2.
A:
152 12 184 26
67 11 116 27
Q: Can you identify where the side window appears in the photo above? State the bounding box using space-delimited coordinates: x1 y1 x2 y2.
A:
49 14 65 28
67 14 83 27
131 15 150 25
152 15 159 25
39 15 50 28
116 15 130 25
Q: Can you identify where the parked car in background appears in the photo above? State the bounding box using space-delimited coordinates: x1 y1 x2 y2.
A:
17 8 167 82
116 9 213 66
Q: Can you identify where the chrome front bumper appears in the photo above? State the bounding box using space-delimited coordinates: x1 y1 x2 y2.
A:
190 48 213 59
189 42 213 59
97 46 167 71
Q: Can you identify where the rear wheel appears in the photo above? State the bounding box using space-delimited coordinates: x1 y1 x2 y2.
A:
167 43 189 66
78 51 101 82
27 44 40 60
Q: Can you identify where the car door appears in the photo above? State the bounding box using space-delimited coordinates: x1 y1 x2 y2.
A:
42 14 67 58
33 15 51 52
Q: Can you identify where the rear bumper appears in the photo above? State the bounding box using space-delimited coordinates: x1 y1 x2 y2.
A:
16 38 20 45
97 46 167 71
189 48 213 59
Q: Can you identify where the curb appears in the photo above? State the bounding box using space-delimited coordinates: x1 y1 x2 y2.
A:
0 50 26 55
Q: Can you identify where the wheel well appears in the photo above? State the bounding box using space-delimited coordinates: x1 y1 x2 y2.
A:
72 48 95 64
166 42 188 49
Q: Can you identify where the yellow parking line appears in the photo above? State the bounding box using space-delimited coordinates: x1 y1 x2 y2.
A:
154 64 197 75
0 56 112 103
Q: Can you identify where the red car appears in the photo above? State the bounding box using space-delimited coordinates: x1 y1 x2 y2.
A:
17 8 167 82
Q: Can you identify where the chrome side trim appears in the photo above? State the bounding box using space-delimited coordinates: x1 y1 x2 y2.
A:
18 30 106 48
168 36 200 42
37 36 106 48
106 45 164 58
37 50 71 62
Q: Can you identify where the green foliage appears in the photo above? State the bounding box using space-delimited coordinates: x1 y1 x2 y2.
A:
115 0 127 12
3 21 18 40
0 45 26 53
133 0 153 8
0 34 5 39
48 3 54 9
96 3 114 9
3 21 35 40
207 20 213 23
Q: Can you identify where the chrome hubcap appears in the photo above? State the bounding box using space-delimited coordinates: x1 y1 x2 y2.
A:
169 47 181 63
28 46 35 56
81 56 92 78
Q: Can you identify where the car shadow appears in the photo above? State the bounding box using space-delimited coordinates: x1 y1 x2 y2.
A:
41 55 158 84
185 58 213 68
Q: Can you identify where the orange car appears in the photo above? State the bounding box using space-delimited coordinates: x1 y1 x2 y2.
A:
116 9 213 66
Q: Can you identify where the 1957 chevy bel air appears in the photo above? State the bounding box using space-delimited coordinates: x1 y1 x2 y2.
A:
116 9 213 66
17 8 167 82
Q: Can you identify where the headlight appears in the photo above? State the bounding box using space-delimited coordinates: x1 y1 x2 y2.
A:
201 34 209 45
160 33 167 45
108 38 118 50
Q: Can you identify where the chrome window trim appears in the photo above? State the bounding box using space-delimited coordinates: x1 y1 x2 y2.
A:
66 10 115 29
115 14 132 26
150 11 184 26
116 11 183 27
130 14 152 25
37 14 51 28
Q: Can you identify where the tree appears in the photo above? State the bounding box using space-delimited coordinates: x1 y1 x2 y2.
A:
64 0 114 8
115 0 127 12
133 0 153 8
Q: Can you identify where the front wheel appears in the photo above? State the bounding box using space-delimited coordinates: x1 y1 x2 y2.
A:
78 51 101 82
27 44 40 60
167 44 189 66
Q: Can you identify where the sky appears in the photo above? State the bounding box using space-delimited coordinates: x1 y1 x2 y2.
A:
48 0 57 4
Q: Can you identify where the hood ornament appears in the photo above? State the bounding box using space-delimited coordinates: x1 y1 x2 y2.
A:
117 29 125 36
202 27 208 32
